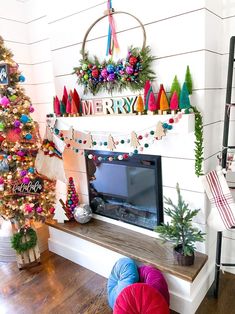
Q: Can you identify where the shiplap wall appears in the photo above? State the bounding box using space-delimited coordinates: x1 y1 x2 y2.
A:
3 0 235 270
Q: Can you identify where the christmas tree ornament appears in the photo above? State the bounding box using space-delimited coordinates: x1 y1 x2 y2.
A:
154 121 166 140
130 131 140 148
73 204 92 224
86 133 93 148
107 134 116 151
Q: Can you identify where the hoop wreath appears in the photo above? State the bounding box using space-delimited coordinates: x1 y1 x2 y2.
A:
74 11 155 95
11 227 37 253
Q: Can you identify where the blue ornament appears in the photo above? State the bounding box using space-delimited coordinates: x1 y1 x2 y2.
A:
25 133 32 140
28 167 35 173
134 149 138 154
54 128 59 135
20 115 30 124
167 125 173 130
19 75 25 82
68 200 73 205
162 123 168 129
107 64 115 73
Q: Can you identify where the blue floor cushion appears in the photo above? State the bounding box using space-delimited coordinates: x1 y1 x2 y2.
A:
107 257 139 309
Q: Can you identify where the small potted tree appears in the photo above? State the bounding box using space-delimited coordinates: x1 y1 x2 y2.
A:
155 183 205 266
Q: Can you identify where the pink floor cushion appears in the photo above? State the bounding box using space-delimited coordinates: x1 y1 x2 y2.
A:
113 283 170 314
107 257 139 309
138 265 170 305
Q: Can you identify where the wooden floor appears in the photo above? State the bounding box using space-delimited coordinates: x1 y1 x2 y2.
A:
0 251 234 314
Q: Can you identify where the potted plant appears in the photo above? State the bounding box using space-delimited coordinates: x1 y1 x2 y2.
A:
155 183 205 266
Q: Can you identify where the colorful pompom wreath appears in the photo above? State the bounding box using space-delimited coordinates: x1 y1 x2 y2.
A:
74 46 155 95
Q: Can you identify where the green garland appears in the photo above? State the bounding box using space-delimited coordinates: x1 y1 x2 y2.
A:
11 227 37 253
74 46 155 95
191 106 204 177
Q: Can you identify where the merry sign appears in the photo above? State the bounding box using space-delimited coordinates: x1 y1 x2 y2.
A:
12 177 44 195
81 96 137 115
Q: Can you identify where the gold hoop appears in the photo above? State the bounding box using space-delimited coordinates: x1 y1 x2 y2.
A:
81 11 147 59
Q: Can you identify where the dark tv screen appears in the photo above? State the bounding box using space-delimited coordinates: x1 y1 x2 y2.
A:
86 151 163 230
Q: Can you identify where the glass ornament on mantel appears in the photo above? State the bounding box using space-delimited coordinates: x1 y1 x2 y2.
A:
73 204 92 224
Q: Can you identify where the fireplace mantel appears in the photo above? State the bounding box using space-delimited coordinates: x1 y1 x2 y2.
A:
54 113 195 135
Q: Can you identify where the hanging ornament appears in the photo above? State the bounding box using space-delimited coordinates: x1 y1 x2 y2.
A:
130 131 140 148
107 134 116 151
86 133 93 148
154 121 166 140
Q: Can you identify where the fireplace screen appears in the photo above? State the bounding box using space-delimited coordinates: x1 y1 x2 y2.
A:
85 150 163 230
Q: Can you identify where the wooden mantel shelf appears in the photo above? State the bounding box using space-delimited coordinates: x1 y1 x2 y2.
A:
47 219 208 283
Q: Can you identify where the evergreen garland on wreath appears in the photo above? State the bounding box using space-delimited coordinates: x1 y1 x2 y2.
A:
11 227 37 253
74 46 155 95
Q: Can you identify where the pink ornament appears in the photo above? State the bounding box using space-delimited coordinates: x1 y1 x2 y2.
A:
126 66 134 75
0 96 10 107
174 117 179 123
101 68 108 78
25 204 33 213
22 177 30 184
139 147 144 152
17 151 25 157
108 157 113 161
36 207 43 213
0 177 4 184
29 106 34 113
145 133 149 138
49 207 55 214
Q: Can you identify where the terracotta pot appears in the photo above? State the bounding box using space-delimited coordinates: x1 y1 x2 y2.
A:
173 244 195 266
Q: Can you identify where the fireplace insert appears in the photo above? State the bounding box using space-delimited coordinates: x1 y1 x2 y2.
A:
85 150 163 230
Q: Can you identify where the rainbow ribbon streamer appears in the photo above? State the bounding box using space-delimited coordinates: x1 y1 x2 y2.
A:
106 0 119 56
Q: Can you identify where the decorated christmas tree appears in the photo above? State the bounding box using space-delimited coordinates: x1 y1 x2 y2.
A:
0 36 55 232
